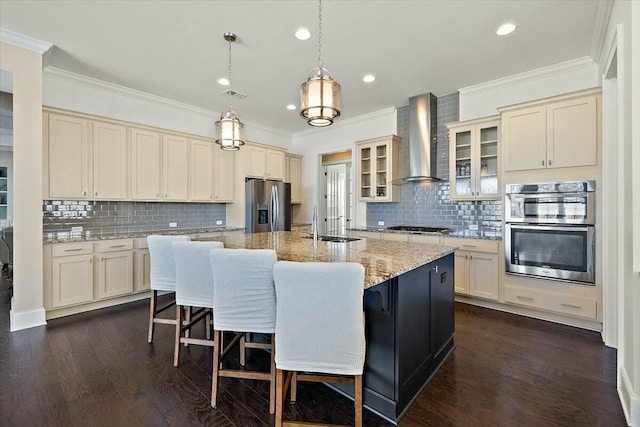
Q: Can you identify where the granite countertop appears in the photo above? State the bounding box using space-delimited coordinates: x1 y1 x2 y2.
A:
196 231 455 289
349 227 502 241
43 226 245 244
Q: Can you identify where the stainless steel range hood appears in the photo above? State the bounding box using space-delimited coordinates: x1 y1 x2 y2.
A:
403 93 441 182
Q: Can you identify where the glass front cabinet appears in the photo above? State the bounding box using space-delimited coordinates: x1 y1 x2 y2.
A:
356 135 400 202
447 116 500 201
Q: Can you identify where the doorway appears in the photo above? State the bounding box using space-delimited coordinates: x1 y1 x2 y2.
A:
320 151 352 236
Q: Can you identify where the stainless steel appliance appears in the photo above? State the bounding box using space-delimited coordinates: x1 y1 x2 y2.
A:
504 181 595 284
245 179 291 233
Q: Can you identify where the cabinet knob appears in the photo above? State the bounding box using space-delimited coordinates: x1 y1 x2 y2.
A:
541 160 545 166
470 255 473 260
465 255 468 259
548 160 552 166
95 192 98 196
83 190 87 196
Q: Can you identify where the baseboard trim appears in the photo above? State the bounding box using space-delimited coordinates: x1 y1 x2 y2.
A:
619 365 640 426
9 298 47 331
45 291 151 320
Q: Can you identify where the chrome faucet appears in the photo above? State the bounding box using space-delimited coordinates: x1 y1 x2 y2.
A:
312 204 318 243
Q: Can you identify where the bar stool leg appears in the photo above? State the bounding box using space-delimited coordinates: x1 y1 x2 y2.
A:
354 374 363 427
147 290 157 343
276 368 284 427
173 304 183 367
269 333 276 414
211 330 222 408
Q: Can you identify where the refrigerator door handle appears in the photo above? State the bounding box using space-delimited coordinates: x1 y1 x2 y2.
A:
270 186 275 232
274 185 279 230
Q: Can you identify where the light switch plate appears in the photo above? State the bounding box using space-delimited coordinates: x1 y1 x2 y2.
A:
216 220 223 225
469 224 479 231
169 222 177 228
377 221 385 226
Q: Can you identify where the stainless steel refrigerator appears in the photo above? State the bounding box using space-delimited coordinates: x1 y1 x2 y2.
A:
245 179 291 233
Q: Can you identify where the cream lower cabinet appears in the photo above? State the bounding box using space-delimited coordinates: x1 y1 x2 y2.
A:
134 238 151 291
444 238 499 301
47 242 94 309
95 239 134 299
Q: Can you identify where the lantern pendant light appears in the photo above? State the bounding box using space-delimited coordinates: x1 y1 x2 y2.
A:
215 32 245 150
300 0 341 127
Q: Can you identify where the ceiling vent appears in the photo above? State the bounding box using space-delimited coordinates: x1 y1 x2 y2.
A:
221 89 247 99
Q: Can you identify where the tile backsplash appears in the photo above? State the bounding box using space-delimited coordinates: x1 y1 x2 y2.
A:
43 200 226 233
367 92 502 236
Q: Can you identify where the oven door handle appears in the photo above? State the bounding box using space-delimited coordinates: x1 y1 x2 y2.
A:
506 224 591 232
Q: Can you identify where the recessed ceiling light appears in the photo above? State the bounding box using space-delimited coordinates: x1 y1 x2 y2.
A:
295 28 311 41
496 23 516 36
218 77 230 86
363 74 376 83
286 104 296 110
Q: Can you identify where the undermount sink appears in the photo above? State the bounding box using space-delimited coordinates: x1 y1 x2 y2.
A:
303 235 361 243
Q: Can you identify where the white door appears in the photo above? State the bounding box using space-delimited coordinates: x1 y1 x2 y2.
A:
323 163 351 235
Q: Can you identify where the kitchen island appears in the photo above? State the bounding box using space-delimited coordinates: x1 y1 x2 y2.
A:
198 231 456 424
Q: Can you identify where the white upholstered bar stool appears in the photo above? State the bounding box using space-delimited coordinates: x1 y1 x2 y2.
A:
273 261 366 427
172 240 224 367
209 249 277 413
146 234 191 343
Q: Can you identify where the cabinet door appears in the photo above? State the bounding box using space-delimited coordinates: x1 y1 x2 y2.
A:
93 121 127 199
214 148 235 202
189 139 214 201
475 122 500 198
96 251 133 299
503 106 546 171
48 114 91 199
469 252 498 300
288 155 302 204
266 150 285 180
131 129 162 200
546 96 597 168
163 135 189 200
453 251 470 294
450 126 474 200
134 249 151 291
51 254 94 308
373 142 389 199
358 144 373 200
245 145 267 178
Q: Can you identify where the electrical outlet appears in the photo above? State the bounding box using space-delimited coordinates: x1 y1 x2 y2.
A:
169 222 177 228
469 224 479 231
377 221 385 226
216 220 223 225
71 226 83 233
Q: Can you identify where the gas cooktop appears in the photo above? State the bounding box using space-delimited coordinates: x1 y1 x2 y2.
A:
385 225 452 234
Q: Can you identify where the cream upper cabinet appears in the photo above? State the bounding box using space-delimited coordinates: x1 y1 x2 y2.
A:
162 134 189 200
245 143 286 180
356 135 400 202
286 154 303 204
93 121 128 200
131 128 162 200
501 89 599 172
189 138 214 201
448 116 500 201
213 147 235 202
47 113 91 199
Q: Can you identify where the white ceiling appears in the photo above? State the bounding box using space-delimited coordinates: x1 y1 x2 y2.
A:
0 1 602 134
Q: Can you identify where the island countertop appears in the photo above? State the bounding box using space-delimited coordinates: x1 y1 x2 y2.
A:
197 231 455 289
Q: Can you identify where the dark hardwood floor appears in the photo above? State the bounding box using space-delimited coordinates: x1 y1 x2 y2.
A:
0 278 626 426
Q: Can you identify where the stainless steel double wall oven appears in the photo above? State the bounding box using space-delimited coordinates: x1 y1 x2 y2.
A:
505 181 596 284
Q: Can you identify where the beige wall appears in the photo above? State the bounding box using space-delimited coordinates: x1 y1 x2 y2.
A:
0 41 45 330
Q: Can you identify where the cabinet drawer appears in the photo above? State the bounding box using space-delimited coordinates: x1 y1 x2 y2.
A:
443 238 498 254
97 239 133 253
410 235 444 245
51 242 93 257
504 285 597 319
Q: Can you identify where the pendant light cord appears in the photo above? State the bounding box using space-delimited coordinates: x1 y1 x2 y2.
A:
317 0 323 68
227 38 233 110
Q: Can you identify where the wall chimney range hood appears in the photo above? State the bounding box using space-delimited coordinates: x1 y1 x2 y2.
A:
402 92 441 182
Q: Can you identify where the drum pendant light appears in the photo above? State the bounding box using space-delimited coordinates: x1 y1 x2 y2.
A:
300 0 341 127
215 32 245 150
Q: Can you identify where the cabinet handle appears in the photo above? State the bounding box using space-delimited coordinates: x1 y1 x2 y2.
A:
64 248 84 252
516 295 534 301
432 265 438 273
101 257 104 261
541 160 545 166
156 194 160 197
470 255 473 260
109 244 126 248
461 244 477 248
561 303 581 310
95 191 98 196
83 190 87 196
548 160 552 166
89 258 92 263
465 255 468 259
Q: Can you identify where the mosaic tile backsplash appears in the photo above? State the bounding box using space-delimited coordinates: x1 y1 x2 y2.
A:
43 200 227 233
367 93 503 236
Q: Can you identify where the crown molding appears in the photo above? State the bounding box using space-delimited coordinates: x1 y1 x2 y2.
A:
459 57 597 97
591 0 614 66
44 67 293 138
0 28 52 54
293 106 397 138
